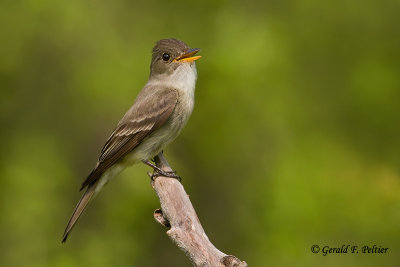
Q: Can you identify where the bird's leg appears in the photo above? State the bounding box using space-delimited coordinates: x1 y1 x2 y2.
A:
142 159 163 172
142 160 181 181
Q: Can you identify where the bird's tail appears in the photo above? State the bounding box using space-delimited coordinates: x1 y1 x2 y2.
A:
62 182 98 243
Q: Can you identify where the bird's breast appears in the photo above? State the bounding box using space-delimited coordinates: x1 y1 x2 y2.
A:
123 63 197 163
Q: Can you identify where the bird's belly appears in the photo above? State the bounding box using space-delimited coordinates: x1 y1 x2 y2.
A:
124 118 188 165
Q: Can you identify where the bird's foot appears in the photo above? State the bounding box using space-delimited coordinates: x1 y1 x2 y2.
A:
142 160 181 182
151 170 181 181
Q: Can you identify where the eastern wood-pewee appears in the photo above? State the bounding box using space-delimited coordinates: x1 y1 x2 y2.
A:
62 38 201 242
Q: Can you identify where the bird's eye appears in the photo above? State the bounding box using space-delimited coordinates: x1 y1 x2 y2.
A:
162 53 170 61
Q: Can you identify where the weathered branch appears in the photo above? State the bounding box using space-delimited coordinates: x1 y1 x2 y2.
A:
149 152 247 267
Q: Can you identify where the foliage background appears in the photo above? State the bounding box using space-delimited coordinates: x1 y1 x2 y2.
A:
1 0 399 266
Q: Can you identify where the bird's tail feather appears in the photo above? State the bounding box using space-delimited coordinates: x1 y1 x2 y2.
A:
62 182 98 243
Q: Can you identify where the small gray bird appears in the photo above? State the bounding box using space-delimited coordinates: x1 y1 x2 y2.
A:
62 38 201 242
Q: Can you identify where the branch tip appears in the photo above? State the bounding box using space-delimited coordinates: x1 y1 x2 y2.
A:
221 255 248 267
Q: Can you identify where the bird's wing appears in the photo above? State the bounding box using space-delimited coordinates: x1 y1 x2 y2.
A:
80 87 178 190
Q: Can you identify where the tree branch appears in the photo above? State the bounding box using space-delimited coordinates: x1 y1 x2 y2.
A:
149 152 247 267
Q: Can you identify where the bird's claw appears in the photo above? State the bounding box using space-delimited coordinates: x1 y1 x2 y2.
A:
151 170 181 182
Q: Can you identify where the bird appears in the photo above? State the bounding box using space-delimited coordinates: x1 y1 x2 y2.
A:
62 38 201 242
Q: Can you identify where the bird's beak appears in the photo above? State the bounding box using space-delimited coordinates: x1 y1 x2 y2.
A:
173 48 201 63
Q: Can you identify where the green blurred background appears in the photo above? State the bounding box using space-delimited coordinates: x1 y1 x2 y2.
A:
1 0 400 266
